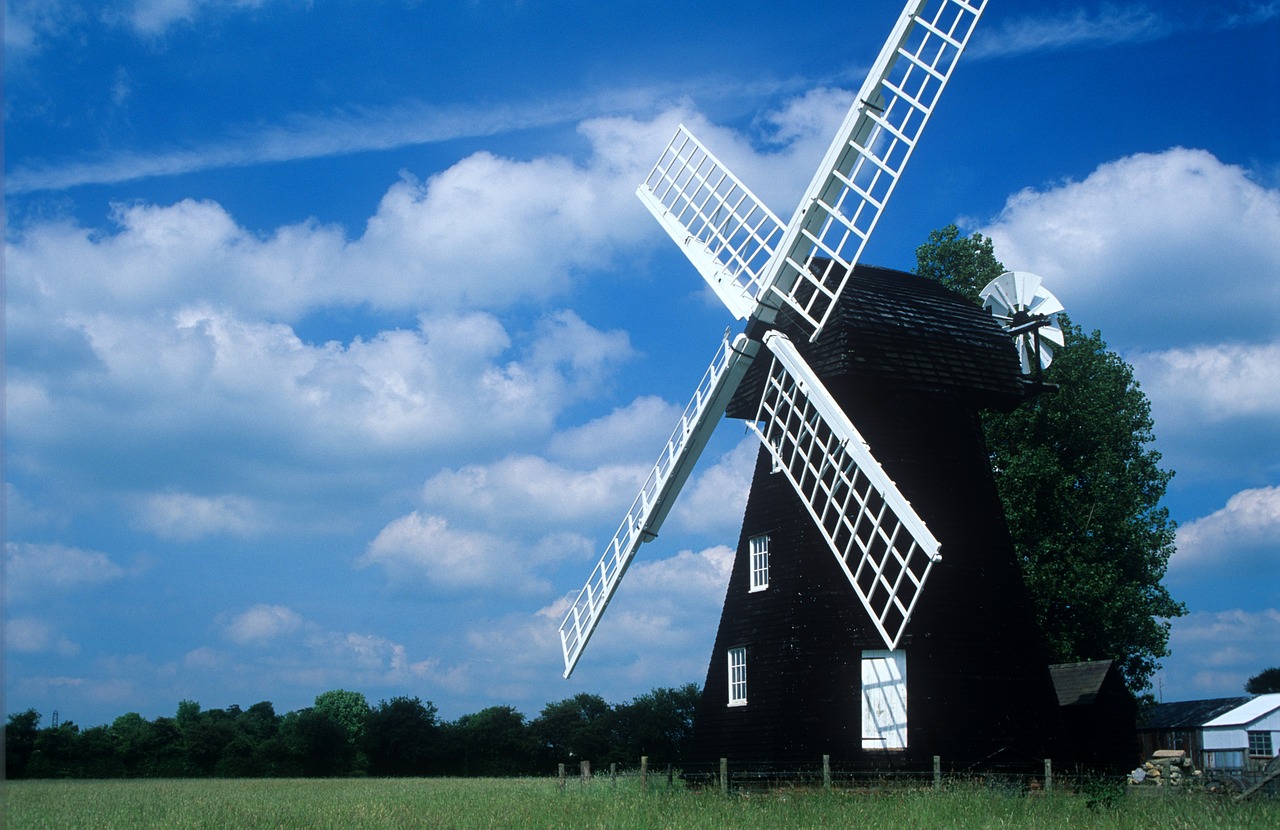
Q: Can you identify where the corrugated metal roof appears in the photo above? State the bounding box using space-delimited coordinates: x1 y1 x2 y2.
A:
1203 693 1280 728
1138 697 1251 730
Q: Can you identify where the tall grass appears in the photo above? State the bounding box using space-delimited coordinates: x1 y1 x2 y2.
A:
5 777 1276 830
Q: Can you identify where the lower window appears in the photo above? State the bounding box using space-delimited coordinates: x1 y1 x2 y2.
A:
728 647 747 706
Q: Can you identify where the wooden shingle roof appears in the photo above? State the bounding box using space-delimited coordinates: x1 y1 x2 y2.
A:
729 263 1026 418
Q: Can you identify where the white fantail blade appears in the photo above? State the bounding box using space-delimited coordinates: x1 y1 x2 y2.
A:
979 270 1065 374
559 333 760 678
748 331 942 651
762 0 987 340
637 126 785 320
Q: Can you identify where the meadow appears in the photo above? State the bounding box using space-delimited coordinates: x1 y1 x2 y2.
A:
5 776 1278 830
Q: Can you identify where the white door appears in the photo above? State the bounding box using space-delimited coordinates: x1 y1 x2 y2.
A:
861 649 907 750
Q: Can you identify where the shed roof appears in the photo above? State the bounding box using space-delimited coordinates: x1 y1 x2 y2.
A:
1138 697 1250 731
1048 660 1116 707
1203 693 1280 728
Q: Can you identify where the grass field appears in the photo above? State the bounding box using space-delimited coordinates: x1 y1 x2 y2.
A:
5 776 1277 829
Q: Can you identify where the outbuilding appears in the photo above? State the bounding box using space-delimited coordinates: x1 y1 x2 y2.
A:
1202 693 1280 772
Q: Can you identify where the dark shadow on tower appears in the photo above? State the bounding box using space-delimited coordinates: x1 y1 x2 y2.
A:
686 264 1071 773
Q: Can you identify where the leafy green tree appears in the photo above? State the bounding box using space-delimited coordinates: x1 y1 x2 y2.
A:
5 709 42 778
1246 667 1280 694
312 689 369 745
613 684 700 764
916 225 1184 694
532 693 615 765
363 696 440 776
448 706 538 776
280 707 356 777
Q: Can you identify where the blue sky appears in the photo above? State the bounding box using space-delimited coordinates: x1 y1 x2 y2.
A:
5 0 1279 728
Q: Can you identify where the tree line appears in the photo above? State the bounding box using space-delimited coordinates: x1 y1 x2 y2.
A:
4 685 700 779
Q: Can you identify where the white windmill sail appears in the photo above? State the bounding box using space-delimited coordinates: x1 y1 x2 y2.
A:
559 0 985 677
637 126 785 320
558 333 759 678
749 331 941 651
764 0 987 339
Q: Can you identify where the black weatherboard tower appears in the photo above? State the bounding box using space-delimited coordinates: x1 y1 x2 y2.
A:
555 0 1078 773
687 264 1070 771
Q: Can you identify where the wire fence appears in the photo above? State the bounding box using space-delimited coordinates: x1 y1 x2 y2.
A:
551 755 1277 801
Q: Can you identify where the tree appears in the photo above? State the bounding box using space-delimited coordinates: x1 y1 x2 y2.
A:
1246 667 1280 694
362 696 440 776
4 709 41 779
613 684 700 764
916 225 1185 694
531 693 615 765
447 706 538 776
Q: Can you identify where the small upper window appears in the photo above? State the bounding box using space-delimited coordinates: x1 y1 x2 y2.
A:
1248 731 1274 758
749 534 769 592
727 647 747 706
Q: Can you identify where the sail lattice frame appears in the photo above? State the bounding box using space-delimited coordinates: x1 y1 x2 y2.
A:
748 332 941 650
559 332 758 677
637 126 785 320
768 0 986 339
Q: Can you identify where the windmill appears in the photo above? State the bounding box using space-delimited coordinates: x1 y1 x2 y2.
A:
558 0 1073 770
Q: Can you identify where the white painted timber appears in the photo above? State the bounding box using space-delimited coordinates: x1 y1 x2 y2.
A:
763 0 987 340
559 333 759 678
749 331 940 651
637 125 785 320
862 649 908 749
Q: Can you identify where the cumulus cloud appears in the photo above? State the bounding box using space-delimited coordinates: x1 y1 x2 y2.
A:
359 512 551 595
1173 486 1280 571
137 492 261 540
1164 608 1280 697
5 618 80 657
223 603 303 645
5 542 127 602
671 436 757 536
977 148 1280 350
1131 342 1280 428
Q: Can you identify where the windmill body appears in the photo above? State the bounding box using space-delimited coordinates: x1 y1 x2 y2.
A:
686 265 1071 771
556 0 1077 772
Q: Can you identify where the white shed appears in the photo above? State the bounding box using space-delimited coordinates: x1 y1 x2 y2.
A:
1201 694 1280 771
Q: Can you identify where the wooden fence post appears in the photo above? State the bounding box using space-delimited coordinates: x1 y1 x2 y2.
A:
720 757 729 795
933 755 942 789
640 756 648 793
558 763 566 791
611 762 618 789
1044 758 1052 794
580 759 591 786
667 764 673 788
823 754 831 791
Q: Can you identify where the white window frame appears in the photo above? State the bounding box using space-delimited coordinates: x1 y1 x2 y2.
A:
727 647 747 706
1248 731 1274 758
749 534 770 592
861 649 907 750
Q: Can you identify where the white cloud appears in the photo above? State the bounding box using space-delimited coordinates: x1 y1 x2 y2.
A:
121 0 268 38
5 542 127 602
967 6 1170 59
671 436 757 536
978 148 1280 350
1163 608 1280 698
1173 486 1280 571
223 604 303 645
137 492 261 540
421 455 646 530
358 512 551 595
547 395 683 465
5 618 80 657
1132 342 1280 428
